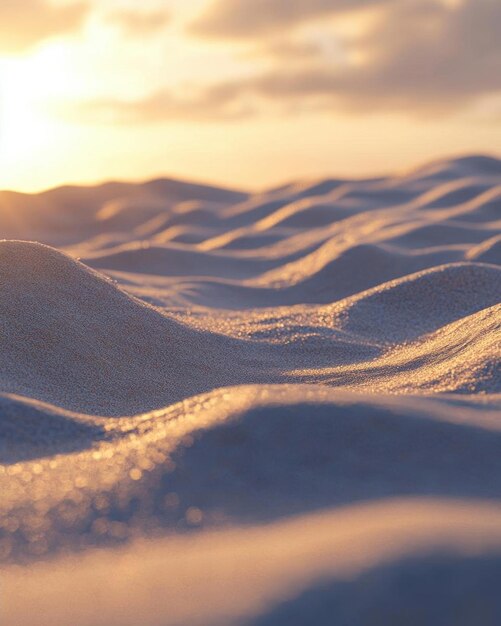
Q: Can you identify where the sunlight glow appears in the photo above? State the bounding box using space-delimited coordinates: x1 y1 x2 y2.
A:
0 48 69 157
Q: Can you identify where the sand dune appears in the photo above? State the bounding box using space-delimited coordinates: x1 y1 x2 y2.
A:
0 154 500 625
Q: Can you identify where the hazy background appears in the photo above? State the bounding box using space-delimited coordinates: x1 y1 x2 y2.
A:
0 0 500 192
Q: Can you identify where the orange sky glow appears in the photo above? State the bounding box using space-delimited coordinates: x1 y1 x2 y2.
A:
0 0 500 192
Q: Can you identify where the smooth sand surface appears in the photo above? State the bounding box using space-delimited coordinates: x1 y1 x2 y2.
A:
0 155 500 625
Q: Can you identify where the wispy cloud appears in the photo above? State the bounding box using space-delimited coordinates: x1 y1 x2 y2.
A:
0 0 89 54
105 8 171 37
189 0 394 38
61 85 253 124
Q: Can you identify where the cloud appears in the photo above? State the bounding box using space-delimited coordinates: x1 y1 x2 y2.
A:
105 9 170 37
251 38 325 61
64 0 501 122
328 0 501 111
190 0 393 39
0 0 89 54
191 0 501 114
61 84 254 124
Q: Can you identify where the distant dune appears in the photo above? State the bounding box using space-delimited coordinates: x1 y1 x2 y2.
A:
1 155 501 626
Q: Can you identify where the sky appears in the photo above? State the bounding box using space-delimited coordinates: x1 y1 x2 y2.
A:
0 0 500 192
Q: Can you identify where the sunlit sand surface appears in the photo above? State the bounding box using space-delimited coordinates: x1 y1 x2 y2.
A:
1 155 500 625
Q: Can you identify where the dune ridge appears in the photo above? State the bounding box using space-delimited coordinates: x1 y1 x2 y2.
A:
1 154 500 625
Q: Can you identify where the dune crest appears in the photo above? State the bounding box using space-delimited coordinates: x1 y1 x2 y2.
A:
0 241 239 414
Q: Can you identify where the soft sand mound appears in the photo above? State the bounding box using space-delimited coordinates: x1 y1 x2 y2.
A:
248 550 501 626
310 304 501 394
0 241 241 414
332 262 501 341
6 498 501 626
0 393 105 461
0 155 500 626
2 386 501 560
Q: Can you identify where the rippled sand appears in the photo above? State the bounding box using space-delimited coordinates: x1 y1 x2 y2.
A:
1 155 500 625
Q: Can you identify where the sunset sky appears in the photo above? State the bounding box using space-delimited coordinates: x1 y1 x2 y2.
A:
0 0 500 192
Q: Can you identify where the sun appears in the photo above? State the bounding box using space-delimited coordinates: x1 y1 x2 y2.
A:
0 59 49 161
0 44 79 186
